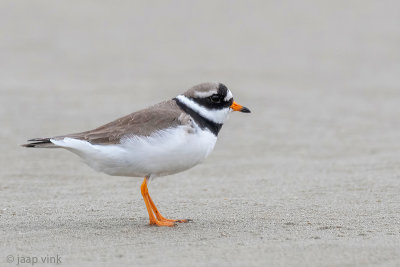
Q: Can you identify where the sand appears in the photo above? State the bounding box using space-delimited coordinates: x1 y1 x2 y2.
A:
1 1 400 266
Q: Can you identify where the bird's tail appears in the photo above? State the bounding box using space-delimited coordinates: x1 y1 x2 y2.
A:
21 138 58 148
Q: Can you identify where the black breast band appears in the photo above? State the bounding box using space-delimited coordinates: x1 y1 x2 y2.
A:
173 98 223 136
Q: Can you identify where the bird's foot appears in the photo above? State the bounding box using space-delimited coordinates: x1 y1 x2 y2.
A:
149 217 191 226
149 219 176 227
154 212 192 223
161 218 191 223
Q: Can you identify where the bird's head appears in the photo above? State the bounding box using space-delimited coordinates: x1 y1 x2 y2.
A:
176 82 251 125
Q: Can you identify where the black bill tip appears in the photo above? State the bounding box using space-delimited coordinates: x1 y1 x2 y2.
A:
240 107 251 113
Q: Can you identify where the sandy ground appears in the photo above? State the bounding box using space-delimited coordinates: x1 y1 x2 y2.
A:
1 1 400 266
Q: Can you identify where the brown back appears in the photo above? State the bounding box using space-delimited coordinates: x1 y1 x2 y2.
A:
54 100 184 145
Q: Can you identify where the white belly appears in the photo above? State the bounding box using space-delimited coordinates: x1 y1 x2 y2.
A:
51 126 217 178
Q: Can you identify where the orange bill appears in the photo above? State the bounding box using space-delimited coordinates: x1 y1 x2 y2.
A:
230 101 251 113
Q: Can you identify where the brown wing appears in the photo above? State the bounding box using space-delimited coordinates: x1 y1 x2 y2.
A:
54 100 185 145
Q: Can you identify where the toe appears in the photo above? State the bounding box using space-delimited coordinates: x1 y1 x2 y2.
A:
175 219 191 223
154 220 176 227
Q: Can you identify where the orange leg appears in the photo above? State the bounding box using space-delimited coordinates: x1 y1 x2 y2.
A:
147 192 189 223
140 177 189 226
140 177 174 226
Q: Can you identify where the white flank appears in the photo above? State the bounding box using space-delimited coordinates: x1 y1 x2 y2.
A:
176 95 231 124
50 125 217 178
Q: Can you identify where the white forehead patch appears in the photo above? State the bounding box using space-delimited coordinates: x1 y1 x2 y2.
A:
224 90 233 101
194 90 217 98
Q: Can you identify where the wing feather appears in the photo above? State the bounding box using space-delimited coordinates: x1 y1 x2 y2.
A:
53 100 185 145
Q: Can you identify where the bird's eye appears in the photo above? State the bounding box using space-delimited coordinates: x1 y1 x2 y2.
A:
210 95 221 103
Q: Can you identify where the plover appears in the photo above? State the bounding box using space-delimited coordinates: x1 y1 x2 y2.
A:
23 82 250 226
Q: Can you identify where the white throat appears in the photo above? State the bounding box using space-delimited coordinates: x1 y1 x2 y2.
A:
175 95 230 124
